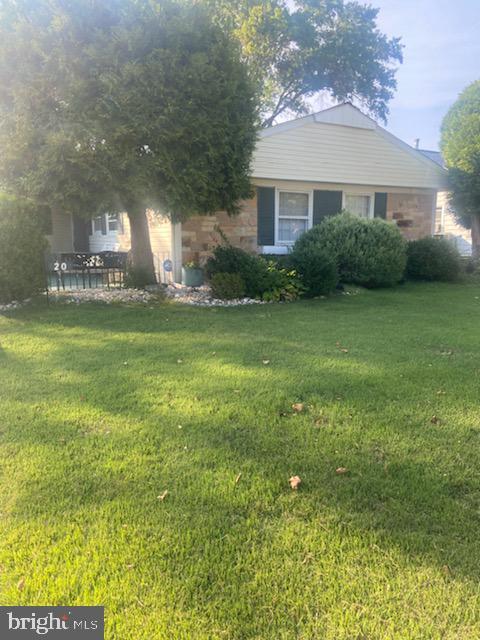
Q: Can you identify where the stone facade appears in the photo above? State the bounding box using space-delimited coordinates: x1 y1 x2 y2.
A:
386 192 435 240
181 195 258 264
181 190 436 263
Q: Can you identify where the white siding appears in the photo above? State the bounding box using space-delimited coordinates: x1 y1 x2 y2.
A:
46 210 74 253
252 119 446 190
88 211 172 255
89 224 120 252
435 191 472 256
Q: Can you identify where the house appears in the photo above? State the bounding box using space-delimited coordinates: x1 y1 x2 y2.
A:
46 103 447 282
418 149 472 256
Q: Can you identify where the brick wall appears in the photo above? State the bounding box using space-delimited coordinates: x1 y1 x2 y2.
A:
181 196 258 264
386 192 435 240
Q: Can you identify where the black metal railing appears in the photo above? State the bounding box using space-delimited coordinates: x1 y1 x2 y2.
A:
45 252 128 291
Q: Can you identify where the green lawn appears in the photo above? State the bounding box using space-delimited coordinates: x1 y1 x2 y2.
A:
1 283 480 639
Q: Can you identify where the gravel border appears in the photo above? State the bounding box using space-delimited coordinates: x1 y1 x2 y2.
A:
1 284 267 310
164 283 265 307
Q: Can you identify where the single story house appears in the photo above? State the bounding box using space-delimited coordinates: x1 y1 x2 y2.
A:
46 103 447 282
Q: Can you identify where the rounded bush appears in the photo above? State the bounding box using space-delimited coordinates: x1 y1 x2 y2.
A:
0 196 48 303
294 213 407 288
210 272 246 299
406 237 462 281
290 245 338 297
205 245 269 297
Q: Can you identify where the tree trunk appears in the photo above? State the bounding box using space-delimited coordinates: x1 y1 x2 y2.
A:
127 208 157 284
471 215 480 261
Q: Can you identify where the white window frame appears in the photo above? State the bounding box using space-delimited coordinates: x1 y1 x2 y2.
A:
92 215 104 234
275 188 313 247
90 213 124 236
342 191 375 219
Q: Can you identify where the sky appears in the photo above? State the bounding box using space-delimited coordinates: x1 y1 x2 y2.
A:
372 0 480 151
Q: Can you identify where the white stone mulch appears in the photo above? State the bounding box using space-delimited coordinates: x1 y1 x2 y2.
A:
1 284 266 310
0 298 30 313
164 283 265 307
48 288 157 305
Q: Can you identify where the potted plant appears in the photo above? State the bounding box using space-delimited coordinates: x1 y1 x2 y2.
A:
181 259 204 287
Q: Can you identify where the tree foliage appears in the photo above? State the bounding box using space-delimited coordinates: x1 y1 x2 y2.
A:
0 0 257 280
441 80 480 258
0 195 48 303
205 0 403 126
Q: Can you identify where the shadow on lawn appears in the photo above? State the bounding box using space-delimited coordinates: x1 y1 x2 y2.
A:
3 299 480 596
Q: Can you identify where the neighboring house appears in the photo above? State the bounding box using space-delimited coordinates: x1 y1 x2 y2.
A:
418 148 472 256
47 103 447 282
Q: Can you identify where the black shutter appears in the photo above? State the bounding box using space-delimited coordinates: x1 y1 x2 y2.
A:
73 215 90 251
374 193 388 219
100 214 107 235
257 187 275 246
313 190 343 226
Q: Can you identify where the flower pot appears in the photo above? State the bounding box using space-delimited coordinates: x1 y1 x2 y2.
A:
182 266 204 287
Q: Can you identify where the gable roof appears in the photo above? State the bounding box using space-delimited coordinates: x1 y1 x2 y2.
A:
252 103 447 190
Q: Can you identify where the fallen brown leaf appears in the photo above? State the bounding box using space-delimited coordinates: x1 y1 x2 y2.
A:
292 402 304 413
17 578 25 591
289 475 302 490
431 415 442 425
335 467 348 475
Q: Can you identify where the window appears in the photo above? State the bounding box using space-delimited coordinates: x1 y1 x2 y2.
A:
108 213 119 232
277 191 310 244
93 216 103 232
344 194 371 218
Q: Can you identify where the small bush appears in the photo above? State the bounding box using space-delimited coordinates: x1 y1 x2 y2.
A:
206 244 304 301
406 237 462 281
0 196 48 303
261 262 304 302
290 245 338 297
294 213 406 288
205 245 270 298
210 272 246 299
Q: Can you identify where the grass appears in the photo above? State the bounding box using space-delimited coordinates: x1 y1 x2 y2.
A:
1 283 480 639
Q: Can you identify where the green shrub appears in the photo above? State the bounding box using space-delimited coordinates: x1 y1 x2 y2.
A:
261 262 304 302
210 272 246 299
261 253 293 269
0 196 48 303
294 213 406 287
290 245 338 297
406 237 462 281
206 245 304 301
205 245 270 297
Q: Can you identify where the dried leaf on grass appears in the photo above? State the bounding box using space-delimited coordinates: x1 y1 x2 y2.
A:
289 475 302 490
335 467 348 475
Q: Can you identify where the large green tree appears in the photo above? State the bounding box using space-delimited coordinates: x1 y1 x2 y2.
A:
205 0 403 126
0 0 257 282
441 80 480 259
